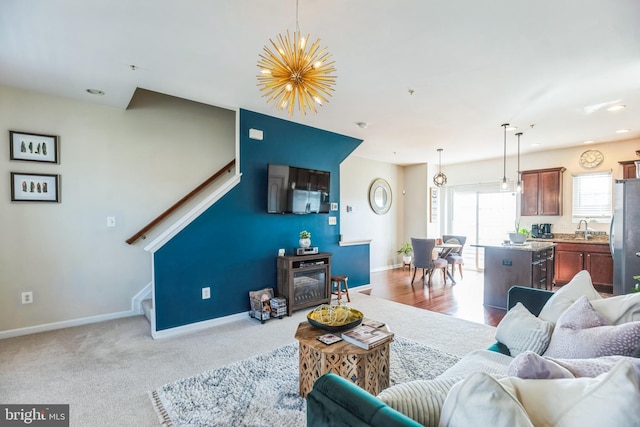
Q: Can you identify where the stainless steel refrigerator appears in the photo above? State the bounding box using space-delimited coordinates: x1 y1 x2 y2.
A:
611 178 640 295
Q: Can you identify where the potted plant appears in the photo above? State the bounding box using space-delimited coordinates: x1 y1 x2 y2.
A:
397 242 413 265
509 222 530 244
632 275 640 293
299 230 311 248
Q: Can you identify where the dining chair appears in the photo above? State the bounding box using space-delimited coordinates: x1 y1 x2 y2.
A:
410 238 448 286
442 235 467 280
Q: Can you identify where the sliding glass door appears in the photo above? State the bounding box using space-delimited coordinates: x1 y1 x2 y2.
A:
452 186 517 270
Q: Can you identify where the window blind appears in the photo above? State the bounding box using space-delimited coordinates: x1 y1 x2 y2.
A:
572 172 612 220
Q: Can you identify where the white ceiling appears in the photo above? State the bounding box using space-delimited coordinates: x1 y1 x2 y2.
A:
1 0 639 166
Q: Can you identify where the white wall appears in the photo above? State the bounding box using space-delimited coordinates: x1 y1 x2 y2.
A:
340 156 405 271
441 138 640 234
0 86 235 333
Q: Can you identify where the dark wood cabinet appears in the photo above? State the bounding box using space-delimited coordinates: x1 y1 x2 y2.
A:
554 243 613 291
521 167 566 216
619 160 638 179
277 253 331 316
483 245 555 310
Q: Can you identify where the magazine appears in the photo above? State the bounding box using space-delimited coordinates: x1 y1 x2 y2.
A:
316 333 343 345
342 325 394 349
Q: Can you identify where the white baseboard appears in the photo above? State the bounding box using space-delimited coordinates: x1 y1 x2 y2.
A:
0 309 138 340
370 264 400 273
151 312 248 339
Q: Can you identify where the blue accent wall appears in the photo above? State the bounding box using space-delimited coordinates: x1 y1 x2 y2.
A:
153 109 369 331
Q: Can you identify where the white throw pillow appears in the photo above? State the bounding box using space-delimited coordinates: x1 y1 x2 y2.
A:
499 360 640 427
377 377 460 427
495 302 553 356
538 270 601 324
440 360 640 427
591 292 640 324
438 372 533 427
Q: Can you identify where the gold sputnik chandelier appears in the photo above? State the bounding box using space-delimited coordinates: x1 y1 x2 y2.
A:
257 0 336 117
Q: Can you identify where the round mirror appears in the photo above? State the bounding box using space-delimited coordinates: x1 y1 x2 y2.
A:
369 178 392 215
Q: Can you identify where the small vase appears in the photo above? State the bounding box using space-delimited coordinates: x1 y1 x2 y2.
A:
299 238 311 248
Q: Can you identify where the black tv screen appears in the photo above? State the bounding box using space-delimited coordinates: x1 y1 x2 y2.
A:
267 164 330 214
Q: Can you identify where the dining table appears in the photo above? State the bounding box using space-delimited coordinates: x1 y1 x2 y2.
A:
435 242 462 285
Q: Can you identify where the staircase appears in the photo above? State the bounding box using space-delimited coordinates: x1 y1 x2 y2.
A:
142 299 153 323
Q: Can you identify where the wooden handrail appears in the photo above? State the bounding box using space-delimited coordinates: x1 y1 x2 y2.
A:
126 159 236 245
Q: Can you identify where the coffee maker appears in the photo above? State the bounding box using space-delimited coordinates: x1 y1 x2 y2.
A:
531 223 553 238
540 223 552 238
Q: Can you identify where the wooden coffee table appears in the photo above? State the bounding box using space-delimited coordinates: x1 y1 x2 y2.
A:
294 321 392 397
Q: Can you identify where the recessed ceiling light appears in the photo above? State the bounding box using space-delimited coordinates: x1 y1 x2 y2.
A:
583 140 595 144
531 143 540 147
86 89 105 95
616 128 631 133
506 125 518 131
356 122 369 129
607 104 626 112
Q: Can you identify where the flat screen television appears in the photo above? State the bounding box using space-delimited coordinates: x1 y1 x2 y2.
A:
267 163 330 214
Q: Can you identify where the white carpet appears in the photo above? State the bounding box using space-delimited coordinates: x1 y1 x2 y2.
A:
1 290 496 426
151 337 461 427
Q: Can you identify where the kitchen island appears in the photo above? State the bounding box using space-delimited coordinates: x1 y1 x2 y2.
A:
475 242 556 310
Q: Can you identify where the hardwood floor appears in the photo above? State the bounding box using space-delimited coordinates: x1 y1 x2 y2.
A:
360 266 507 327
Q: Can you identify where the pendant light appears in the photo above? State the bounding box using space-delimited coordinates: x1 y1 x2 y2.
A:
515 132 523 193
501 123 509 190
433 148 447 187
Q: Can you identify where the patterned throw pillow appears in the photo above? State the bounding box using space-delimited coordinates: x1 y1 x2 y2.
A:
508 351 640 382
544 296 640 359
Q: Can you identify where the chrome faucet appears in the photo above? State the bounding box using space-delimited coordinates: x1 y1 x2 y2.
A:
577 219 591 240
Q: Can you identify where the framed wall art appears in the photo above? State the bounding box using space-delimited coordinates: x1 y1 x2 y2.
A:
11 172 60 202
430 187 439 223
9 130 59 163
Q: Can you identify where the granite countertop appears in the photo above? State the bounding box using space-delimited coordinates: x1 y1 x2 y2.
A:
473 241 556 251
528 233 610 245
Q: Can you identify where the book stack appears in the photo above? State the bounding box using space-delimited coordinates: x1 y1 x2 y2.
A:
341 324 394 350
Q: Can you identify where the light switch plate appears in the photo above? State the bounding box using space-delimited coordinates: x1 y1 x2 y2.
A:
107 217 116 228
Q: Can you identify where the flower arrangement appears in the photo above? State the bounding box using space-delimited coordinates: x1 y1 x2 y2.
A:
299 230 311 239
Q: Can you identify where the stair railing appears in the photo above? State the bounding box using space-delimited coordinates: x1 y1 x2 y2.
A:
126 159 236 244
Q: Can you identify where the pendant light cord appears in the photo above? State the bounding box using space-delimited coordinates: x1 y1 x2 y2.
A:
502 123 508 181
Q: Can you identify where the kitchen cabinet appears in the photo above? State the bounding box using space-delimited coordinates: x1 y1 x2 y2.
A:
554 242 613 291
521 167 566 216
618 160 638 179
482 243 555 310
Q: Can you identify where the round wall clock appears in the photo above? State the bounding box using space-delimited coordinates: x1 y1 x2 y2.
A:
579 149 604 169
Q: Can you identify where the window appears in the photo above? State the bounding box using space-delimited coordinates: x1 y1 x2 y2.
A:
572 172 612 222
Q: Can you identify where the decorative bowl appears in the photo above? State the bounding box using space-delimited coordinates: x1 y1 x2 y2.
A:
307 305 364 332
508 232 528 244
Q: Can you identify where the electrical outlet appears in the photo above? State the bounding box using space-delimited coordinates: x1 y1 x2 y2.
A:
21 291 33 304
202 287 211 300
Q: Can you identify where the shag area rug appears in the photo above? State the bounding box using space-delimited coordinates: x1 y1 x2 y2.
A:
150 336 460 427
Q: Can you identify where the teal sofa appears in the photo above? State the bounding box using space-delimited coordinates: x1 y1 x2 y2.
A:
306 286 554 427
